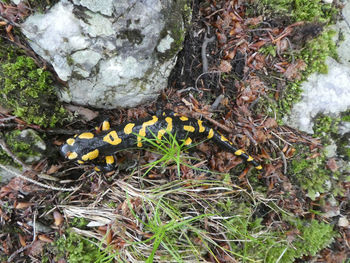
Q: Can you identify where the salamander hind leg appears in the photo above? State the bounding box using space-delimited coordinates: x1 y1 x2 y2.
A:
209 129 263 171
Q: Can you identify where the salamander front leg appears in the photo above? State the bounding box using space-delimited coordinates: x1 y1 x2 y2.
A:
94 155 116 173
95 120 111 133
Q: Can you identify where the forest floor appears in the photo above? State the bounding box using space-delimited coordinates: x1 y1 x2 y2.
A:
0 0 349 262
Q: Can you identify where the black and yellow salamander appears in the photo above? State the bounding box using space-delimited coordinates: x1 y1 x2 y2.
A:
60 111 263 172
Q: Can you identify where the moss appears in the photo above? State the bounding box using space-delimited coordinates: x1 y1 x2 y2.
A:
313 114 340 143
265 218 335 262
0 129 46 166
51 231 113 263
223 201 335 262
0 54 69 128
259 0 337 23
289 144 346 200
341 110 350 122
291 154 329 199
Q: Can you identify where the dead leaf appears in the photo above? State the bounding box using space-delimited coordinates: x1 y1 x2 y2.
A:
53 211 64 226
65 105 99 121
15 202 33 209
244 16 263 26
284 59 307 80
217 32 227 45
38 235 53 243
46 165 60 175
19 234 26 247
219 60 232 73
264 118 278 128
326 158 338 172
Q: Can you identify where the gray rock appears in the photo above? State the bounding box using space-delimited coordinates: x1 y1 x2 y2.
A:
21 0 189 109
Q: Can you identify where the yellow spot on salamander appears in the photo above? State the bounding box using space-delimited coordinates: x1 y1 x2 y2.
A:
180 116 188 121
103 131 122 145
79 132 94 139
82 149 99 161
255 165 263 170
77 160 84 164
66 138 75 145
68 152 78 160
157 129 166 141
105 156 114 164
234 149 245 156
247 156 254 162
184 137 192 145
207 128 214 139
198 120 205 133
124 123 135 134
173 113 179 116
165 117 173 132
137 116 159 147
220 135 229 142
102 121 111 131
94 167 101 172
184 125 195 132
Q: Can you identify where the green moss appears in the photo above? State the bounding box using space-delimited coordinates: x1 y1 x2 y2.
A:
0 55 69 128
0 129 46 166
341 110 350 122
291 154 329 199
313 114 340 143
223 202 335 262
70 217 89 228
260 0 337 23
52 231 114 263
298 30 337 75
265 218 335 262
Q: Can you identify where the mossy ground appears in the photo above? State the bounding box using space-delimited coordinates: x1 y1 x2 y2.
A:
0 42 68 128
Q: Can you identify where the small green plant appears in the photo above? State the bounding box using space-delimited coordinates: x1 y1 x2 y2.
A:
259 45 277 57
136 129 204 177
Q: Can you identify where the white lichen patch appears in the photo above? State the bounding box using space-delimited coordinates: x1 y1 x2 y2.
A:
81 12 115 37
157 34 174 53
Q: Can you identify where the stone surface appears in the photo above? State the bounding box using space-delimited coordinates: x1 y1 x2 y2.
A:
21 0 188 109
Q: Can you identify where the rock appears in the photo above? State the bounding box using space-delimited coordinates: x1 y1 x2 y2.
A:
21 0 189 109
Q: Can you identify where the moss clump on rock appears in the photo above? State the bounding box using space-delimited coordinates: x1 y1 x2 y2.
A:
0 55 68 128
0 129 46 166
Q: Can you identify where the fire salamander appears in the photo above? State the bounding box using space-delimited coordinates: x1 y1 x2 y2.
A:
61 111 263 172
